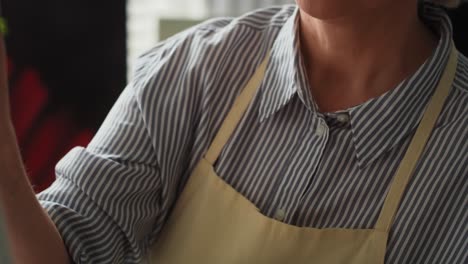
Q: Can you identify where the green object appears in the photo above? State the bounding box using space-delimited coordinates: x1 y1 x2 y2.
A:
0 17 7 35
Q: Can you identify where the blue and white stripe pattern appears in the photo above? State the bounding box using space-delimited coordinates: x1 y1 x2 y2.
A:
38 2 467 263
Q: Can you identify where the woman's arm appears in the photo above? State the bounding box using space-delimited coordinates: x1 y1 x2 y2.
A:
0 37 71 264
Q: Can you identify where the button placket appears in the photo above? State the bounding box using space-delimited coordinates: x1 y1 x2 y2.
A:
315 120 328 137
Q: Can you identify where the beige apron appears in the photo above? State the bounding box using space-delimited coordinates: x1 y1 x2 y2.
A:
147 45 458 264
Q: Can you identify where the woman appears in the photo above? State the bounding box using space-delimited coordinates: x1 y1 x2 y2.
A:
0 0 466 263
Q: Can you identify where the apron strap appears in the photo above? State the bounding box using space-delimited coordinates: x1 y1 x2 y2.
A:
375 44 458 232
205 52 271 165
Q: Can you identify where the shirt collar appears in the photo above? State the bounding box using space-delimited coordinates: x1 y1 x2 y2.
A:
259 7 318 122
349 3 453 168
259 2 454 168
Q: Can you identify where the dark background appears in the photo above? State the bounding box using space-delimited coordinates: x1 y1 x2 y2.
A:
2 0 126 191
3 0 127 128
449 4 468 55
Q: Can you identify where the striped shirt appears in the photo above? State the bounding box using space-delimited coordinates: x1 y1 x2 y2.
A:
38 3 467 264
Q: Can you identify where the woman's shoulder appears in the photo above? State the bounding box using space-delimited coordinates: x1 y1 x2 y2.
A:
132 5 296 80
125 5 298 143
129 5 296 107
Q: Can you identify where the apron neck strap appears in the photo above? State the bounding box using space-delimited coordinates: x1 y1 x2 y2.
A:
375 43 458 232
205 52 271 165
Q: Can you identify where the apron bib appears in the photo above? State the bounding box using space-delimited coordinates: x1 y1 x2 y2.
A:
147 45 458 264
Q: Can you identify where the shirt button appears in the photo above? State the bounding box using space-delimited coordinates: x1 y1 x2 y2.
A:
316 122 327 136
274 208 286 221
336 114 350 123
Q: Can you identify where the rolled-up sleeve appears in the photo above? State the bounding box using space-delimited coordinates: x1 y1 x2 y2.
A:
38 79 164 263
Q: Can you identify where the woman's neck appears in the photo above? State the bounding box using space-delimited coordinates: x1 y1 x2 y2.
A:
299 2 438 112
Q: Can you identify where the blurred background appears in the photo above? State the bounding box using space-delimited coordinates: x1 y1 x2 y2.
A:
1 0 467 192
